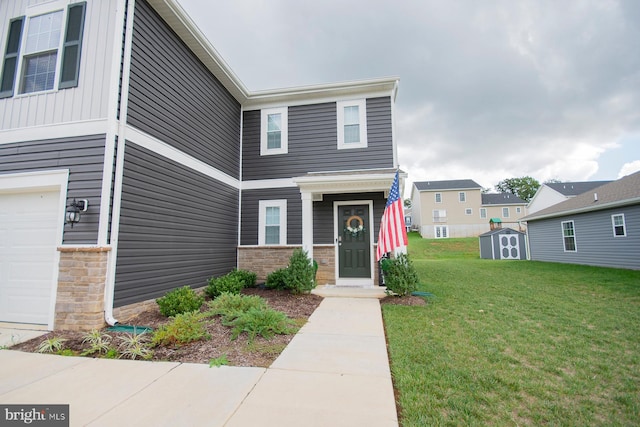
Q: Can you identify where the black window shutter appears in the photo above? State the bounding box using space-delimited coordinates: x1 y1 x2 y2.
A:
0 16 25 99
59 2 86 89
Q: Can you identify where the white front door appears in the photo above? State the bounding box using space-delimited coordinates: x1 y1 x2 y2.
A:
0 190 61 324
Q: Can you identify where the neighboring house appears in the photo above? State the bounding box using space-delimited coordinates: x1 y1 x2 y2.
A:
522 171 640 270
411 179 527 238
0 0 401 330
527 180 612 214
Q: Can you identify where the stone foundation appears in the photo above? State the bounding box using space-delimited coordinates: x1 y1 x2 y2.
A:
55 246 111 331
313 245 335 285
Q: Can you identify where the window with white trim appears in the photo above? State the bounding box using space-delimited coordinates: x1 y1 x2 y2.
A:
258 200 287 245
480 208 487 219
612 214 626 237
516 207 521 214
434 225 448 238
502 207 510 218
459 192 466 202
435 192 442 203
432 209 447 223
337 99 367 149
0 1 86 98
465 208 472 215
260 107 288 155
562 220 576 252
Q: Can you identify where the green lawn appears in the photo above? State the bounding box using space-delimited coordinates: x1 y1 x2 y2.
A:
383 233 640 426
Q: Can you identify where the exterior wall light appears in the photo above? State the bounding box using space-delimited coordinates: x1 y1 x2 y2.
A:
65 199 88 227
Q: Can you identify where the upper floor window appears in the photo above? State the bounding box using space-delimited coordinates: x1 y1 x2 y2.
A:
480 208 487 219
562 220 576 252
337 99 367 149
260 107 288 155
0 2 86 99
612 214 626 237
432 209 447 223
435 193 442 203
258 200 287 245
502 207 510 218
465 208 472 215
459 192 466 202
516 207 522 214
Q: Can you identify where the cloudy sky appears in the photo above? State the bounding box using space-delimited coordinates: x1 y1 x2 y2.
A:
179 0 640 193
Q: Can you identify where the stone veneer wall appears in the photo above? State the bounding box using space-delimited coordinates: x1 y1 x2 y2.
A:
55 246 110 331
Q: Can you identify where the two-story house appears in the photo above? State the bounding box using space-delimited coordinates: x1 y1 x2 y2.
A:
411 179 527 238
0 0 401 330
527 181 612 214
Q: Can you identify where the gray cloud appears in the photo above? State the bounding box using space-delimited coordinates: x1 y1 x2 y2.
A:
181 0 640 190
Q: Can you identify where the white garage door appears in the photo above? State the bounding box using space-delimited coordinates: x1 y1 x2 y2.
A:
0 190 60 324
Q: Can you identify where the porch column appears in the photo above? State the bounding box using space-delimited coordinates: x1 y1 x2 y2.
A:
301 191 314 261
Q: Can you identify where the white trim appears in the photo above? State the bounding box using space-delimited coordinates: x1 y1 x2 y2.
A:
124 125 240 189
465 208 473 215
99 0 129 246
242 178 296 190
333 200 374 286
337 99 367 150
434 225 449 238
435 192 442 203
260 107 288 155
0 169 70 330
0 119 109 145
104 0 136 326
480 207 487 219
258 200 287 246
502 207 510 218
611 213 627 237
561 220 577 252
458 191 466 202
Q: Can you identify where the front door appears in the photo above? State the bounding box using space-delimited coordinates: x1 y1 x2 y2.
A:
337 204 371 280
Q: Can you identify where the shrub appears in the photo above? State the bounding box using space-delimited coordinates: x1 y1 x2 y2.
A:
228 269 257 288
81 329 112 356
265 268 288 290
205 274 245 299
384 253 419 297
118 332 153 360
206 292 267 322
156 286 204 317
285 248 316 294
152 311 210 347
224 306 297 343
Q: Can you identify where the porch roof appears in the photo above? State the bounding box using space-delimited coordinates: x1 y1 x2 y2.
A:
292 169 407 198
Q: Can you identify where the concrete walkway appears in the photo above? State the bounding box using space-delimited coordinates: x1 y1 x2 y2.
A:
0 297 398 426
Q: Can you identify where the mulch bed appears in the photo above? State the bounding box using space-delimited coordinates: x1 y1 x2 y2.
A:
11 288 426 367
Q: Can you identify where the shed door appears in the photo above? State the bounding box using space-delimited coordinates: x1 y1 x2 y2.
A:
499 234 520 260
0 190 60 324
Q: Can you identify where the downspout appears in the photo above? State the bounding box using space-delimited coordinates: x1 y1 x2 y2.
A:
105 0 136 326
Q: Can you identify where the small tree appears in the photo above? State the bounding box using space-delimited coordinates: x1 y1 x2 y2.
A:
384 253 419 297
495 176 540 202
284 248 316 294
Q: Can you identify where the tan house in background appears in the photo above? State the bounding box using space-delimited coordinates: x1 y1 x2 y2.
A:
410 179 528 238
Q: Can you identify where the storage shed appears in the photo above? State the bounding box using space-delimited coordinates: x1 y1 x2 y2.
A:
479 228 527 260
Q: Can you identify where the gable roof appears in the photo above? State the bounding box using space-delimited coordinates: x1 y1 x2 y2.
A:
482 193 527 205
546 181 613 196
414 179 482 191
148 0 398 107
522 171 640 221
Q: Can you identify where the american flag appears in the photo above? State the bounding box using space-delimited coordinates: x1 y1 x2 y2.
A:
377 171 408 260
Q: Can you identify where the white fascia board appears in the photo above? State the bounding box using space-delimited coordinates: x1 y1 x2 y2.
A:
243 78 400 110
293 171 400 194
523 197 640 222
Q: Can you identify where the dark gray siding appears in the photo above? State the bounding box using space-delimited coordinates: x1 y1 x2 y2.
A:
528 205 640 270
127 0 241 178
242 97 394 180
0 135 106 244
240 188 302 245
313 193 386 245
114 142 239 307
